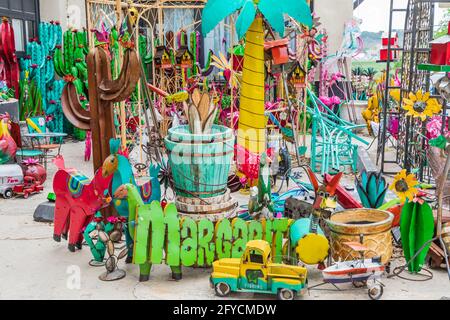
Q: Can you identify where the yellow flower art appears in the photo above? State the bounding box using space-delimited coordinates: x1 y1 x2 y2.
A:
390 169 419 203
402 89 442 121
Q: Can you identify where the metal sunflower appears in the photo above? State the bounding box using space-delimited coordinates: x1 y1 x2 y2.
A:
402 89 442 121
389 169 419 203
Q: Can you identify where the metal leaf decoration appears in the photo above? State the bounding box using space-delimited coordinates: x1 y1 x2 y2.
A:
117 248 129 260
107 240 115 257
105 256 117 273
98 231 109 243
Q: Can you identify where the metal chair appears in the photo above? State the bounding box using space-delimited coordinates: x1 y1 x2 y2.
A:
306 88 369 175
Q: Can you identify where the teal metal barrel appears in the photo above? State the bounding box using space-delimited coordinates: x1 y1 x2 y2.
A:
165 125 234 198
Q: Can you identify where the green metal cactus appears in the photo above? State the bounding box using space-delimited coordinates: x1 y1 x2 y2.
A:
54 28 89 97
19 21 62 125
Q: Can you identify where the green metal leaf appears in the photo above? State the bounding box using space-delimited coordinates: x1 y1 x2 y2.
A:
201 0 244 36
258 0 286 36
282 0 313 28
429 135 447 150
236 0 257 40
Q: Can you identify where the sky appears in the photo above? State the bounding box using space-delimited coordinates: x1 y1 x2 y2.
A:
353 0 448 32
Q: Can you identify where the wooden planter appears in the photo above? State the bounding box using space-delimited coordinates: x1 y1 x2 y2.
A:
165 125 234 199
326 209 394 264
176 189 238 222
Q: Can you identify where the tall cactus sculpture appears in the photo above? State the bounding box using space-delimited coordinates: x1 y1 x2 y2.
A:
54 28 89 139
20 21 63 131
54 28 89 91
0 17 20 99
61 43 141 172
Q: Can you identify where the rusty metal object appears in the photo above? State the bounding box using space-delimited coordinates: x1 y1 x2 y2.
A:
443 223 450 253
326 209 394 265
61 47 140 172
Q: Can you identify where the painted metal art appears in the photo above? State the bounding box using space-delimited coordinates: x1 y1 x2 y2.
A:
355 170 388 209
0 113 17 163
289 168 342 266
113 184 182 281
0 17 20 99
165 124 234 199
307 87 369 174
52 155 115 252
83 213 113 266
0 164 23 198
248 152 274 220
108 138 161 262
61 42 140 172
310 242 385 300
400 200 434 273
210 240 308 300
327 209 394 265
201 0 312 169
98 220 129 281
12 176 44 199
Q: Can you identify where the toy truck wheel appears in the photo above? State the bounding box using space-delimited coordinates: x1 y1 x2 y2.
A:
214 282 231 297
368 284 383 300
277 288 295 301
3 189 13 199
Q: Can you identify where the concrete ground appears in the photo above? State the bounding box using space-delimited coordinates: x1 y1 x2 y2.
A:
1 137 450 300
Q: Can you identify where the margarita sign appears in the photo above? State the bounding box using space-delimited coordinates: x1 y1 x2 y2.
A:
132 202 293 269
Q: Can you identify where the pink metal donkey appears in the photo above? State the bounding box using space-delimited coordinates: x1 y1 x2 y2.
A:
52 155 115 252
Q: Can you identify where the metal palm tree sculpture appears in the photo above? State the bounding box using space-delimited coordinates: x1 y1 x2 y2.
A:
202 0 312 159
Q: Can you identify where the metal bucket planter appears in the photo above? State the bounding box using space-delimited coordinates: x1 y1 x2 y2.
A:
326 209 394 265
165 125 234 199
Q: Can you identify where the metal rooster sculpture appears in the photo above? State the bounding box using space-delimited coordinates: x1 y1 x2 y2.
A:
290 167 343 267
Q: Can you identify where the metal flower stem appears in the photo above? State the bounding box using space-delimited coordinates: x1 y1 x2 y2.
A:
281 65 301 165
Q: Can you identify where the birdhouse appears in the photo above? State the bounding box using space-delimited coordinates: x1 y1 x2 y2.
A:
430 22 450 66
379 32 400 62
381 32 398 47
175 46 194 69
229 44 244 72
265 38 289 65
288 63 306 89
155 46 172 69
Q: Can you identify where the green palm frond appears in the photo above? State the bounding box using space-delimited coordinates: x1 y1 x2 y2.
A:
281 0 313 29
202 0 312 39
258 0 285 36
201 0 245 36
236 0 257 39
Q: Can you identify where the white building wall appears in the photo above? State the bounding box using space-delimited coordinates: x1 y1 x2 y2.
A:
39 0 86 30
315 0 354 55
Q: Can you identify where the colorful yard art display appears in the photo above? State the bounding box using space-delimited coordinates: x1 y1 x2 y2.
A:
114 182 295 281
6 0 442 299
52 156 114 252
0 113 17 164
61 45 140 172
0 18 19 99
201 0 313 168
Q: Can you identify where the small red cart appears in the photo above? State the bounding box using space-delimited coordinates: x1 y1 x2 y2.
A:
13 176 44 199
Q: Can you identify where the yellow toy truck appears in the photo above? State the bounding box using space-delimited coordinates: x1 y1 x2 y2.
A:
210 240 308 300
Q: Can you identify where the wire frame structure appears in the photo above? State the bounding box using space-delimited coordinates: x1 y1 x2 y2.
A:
378 0 440 181
397 0 435 181
86 0 242 170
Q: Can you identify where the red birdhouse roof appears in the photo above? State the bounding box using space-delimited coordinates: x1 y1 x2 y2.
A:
264 38 289 50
